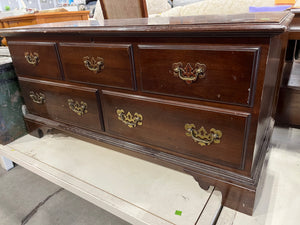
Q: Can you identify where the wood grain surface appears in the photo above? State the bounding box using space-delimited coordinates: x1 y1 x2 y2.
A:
59 42 135 90
8 41 62 80
3 11 293 215
102 90 251 169
19 77 103 132
138 44 260 106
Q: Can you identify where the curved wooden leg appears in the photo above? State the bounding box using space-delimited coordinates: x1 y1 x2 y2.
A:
187 170 256 216
25 119 52 138
193 176 211 191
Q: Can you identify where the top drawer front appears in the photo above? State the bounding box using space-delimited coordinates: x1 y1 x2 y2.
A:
59 42 135 90
8 41 62 79
138 44 260 106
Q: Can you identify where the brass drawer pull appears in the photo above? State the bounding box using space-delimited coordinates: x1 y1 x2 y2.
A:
83 56 104 73
172 62 206 84
117 109 143 128
29 91 45 104
185 124 222 146
68 99 88 116
24 52 40 66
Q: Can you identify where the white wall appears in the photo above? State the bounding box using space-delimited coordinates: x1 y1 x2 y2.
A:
0 0 70 11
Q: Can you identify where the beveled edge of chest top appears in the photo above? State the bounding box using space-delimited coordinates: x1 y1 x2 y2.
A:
0 11 294 37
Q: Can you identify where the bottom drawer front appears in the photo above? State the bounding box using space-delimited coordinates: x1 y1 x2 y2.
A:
102 91 250 169
19 77 103 132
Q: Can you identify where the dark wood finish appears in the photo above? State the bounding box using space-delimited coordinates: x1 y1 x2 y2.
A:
252 33 287 169
280 40 296 86
25 119 52 138
287 60 300 87
19 77 103 132
190 170 256 215
276 9 300 127
0 12 293 36
102 90 250 169
276 87 300 126
58 42 135 90
287 9 300 39
3 12 293 216
99 0 148 19
8 41 62 80
138 44 260 106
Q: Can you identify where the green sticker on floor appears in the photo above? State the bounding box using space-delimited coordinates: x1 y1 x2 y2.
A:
175 210 182 216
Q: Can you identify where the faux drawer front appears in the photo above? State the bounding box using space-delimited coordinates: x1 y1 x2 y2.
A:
59 42 135 90
19 77 103 132
8 41 62 79
138 44 260 106
102 91 251 169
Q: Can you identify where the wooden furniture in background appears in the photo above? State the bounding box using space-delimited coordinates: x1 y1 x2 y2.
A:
275 0 295 4
276 9 300 127
99 0 148 19
1 12 293 215
0 10 89 46
0 11 89 28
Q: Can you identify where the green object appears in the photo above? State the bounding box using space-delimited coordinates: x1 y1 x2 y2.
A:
175 210 182 216
4 6 10 11
0 62 26 145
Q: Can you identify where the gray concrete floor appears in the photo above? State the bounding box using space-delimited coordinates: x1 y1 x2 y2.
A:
0 166 130 225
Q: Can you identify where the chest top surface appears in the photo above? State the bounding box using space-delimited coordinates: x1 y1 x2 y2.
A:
0 11 293 36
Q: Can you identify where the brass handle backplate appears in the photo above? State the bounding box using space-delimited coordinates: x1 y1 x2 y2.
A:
83 56 104 73
172 62 206 84
25 52 40 66
29 91 45 104
68 99 88 116
117 109 143 128
185 124 222 146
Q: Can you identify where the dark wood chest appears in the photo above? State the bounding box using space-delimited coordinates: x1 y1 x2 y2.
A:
2 12 293 215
